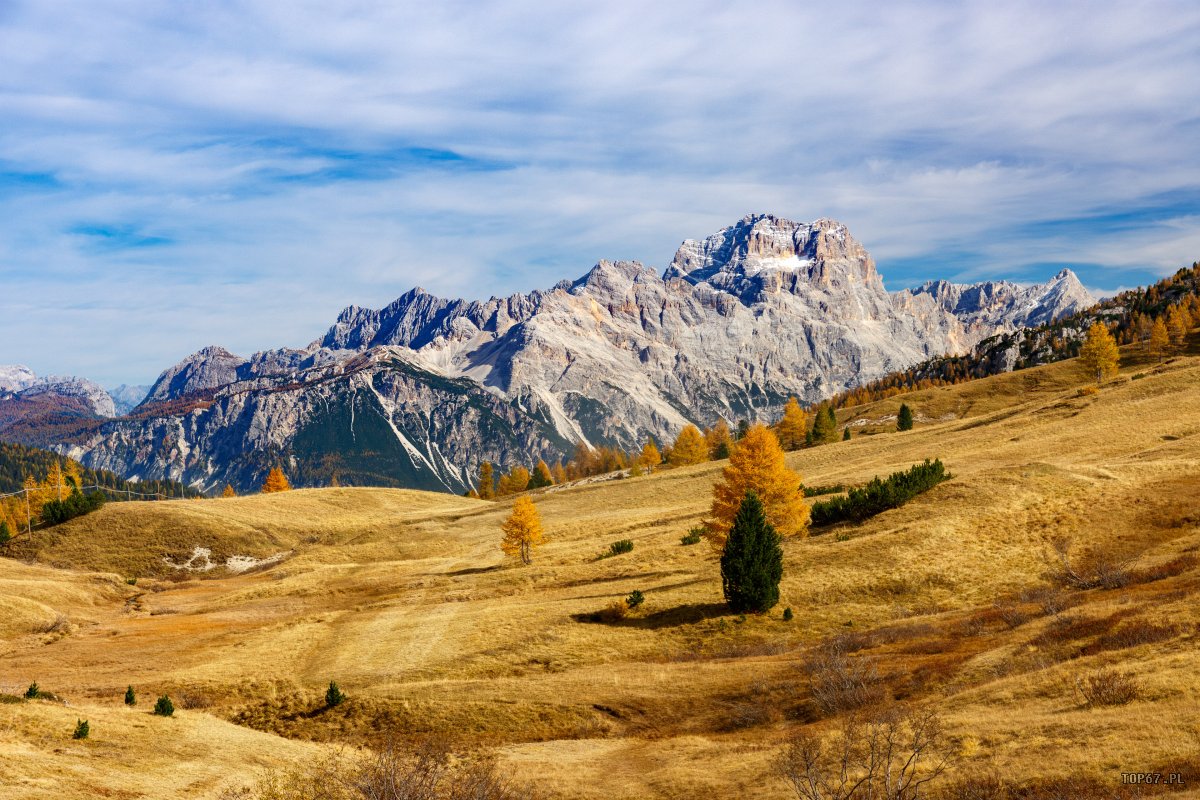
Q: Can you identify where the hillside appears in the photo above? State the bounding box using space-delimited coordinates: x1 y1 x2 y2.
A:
1 344 1199 798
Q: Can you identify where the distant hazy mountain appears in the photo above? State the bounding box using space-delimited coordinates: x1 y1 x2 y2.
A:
2 214 1095 494
107 384 151 416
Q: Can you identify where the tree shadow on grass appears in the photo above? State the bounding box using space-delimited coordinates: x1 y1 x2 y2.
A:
572 602 729 629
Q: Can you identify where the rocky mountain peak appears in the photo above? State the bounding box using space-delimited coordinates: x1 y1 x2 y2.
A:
145 345 248 403
0 364 39 393
663 214 881 303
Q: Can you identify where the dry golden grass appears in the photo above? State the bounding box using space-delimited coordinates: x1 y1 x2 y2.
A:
3 344 1200 798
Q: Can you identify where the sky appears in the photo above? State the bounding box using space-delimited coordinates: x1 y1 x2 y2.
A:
1 1 1199 386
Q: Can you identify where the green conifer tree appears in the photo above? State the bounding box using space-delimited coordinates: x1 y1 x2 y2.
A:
73 719 89 739
720 491 784 613
153 695 174 717
325 681 346 708
842 427 851 441
897 403 914 431
124 686 136 706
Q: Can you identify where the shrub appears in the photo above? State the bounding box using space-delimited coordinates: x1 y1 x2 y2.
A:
625 590 644 609
803 484 846 498
597 599 629 622
810 459 948 527
599 539 634 559
1047 536 1132 590
897 403 914 431
1131 553 1197 584
0 520 11 547
153 695 175 717
782 607 793 622
72 719 89 740
778 707 949 799
24 682 39 700
804 639 887 716
1076 669 1140 707
41 489 105 526
124 685 136 706
680 527 704 546
325 681 346 708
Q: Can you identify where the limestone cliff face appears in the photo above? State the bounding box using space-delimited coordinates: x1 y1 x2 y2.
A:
28 214 1096 494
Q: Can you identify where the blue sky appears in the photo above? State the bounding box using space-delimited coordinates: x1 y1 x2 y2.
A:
2 0 1199 386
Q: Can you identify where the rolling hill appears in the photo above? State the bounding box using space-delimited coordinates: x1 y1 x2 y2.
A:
1 337 1198 798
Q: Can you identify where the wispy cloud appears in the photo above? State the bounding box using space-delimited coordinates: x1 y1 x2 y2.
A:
1 0 1198 384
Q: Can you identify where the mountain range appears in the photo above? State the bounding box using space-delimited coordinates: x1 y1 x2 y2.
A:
0 214 1095 494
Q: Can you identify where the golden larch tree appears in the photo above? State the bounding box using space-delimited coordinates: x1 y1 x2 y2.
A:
45 461 67 501
221 484 237 498
1148 317 1170 362
637 438 662 473
708 423 809 548
670 424 708 466
500 495 544 565
261 466 291 493
551 461 568 485
477 462 495 500
497 465 530 496
775 397 807 451
704 419 733 460
64 460 84 493
1078 322 1120 384
1167 304 1191 349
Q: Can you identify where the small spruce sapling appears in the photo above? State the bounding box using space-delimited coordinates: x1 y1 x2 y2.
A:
24 682 39 700
73 719 89 740
325 681 346 708
842 427 851 441
153 695 174 717
124 686 136 706
625 590 645 609
897 403 914 432
782 607 793 622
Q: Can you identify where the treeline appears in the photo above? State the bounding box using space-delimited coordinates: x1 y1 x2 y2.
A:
0 441 199 498
811 459 948 527
0 440 201 537
472 421 738 498
830 262 1200 408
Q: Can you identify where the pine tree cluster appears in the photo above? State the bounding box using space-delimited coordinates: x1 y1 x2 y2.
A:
811 459 948 526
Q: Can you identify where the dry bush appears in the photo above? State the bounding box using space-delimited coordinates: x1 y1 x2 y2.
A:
233 738 530 800
1076 669 1141 707
1131 554 1198 584
1017 584 1074 616
934 770 1008 799
805 638 888 717
176 685 215 710
1029 611 1131 651
1080 621 1179 656
32 613 71 634
1046 536 1131 590
778 707 950 800
992 602 1031 630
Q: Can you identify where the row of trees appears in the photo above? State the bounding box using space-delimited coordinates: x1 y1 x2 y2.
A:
473 420 739 499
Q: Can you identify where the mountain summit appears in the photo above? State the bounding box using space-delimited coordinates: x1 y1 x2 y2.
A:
3 215 1095 493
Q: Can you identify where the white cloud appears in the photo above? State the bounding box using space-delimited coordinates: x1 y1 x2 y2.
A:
0 0 1198 383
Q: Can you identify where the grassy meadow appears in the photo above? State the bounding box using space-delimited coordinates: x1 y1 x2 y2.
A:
2 344 1199 798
